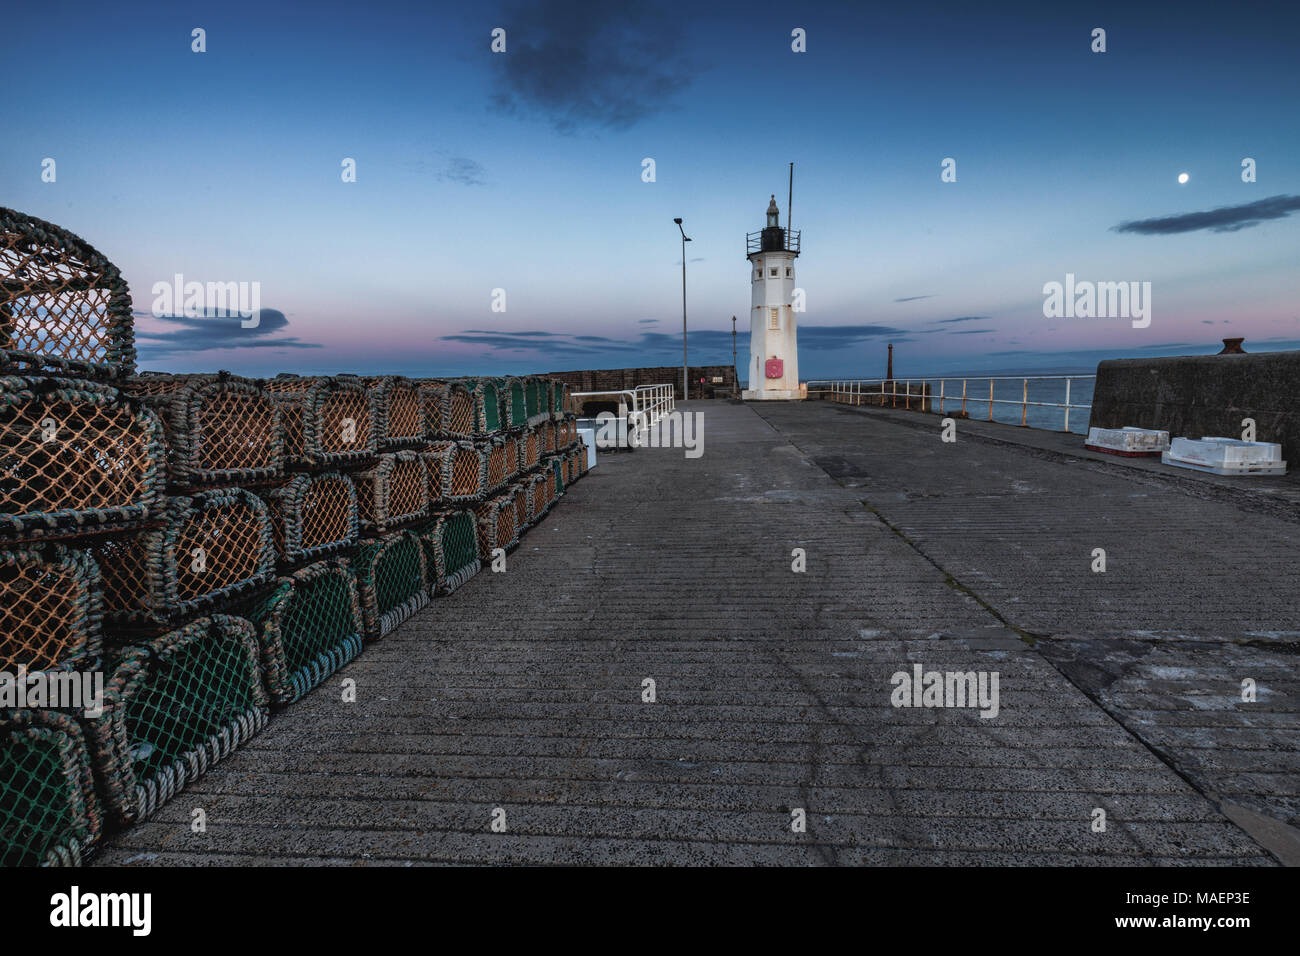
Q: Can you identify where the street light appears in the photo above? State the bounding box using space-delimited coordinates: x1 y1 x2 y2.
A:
674 217 690 401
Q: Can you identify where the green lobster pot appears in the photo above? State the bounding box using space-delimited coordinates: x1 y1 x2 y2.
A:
86 615 269 824
0 709 102 866
238 558 363 706
352 529 428 640
503 378 527 429
414 509 479 596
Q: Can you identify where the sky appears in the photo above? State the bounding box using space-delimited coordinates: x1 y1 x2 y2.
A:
4 0 1298 383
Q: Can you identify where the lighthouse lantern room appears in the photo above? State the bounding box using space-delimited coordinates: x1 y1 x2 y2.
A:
743 193 805 400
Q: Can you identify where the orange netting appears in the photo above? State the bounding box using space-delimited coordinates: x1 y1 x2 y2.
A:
423 440 487 503
0 544 102 673
123 371 282 488
524 429 541 471
482 438 507 493
353 451 429 534
261 471 358 563
474 494 517 558
262 374 376 467
95 487 276 625
1 374 165 543
1 207 136 377
362 375 425 449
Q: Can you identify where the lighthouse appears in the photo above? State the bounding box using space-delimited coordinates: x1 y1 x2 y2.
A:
742 194 804 400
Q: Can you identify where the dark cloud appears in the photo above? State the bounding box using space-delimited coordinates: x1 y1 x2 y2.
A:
894 295 935 303
490 0 693 132
638 319 658 324
437 156 486 186
934 315 989 325
949 329 994 335
135 309 322 357
1112 194 1300 235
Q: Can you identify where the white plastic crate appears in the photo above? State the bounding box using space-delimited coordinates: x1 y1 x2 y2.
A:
1085 426 1170 456
576 427 598 470
1162 437 1286 476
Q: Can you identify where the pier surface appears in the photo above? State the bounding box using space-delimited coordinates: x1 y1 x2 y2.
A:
97 400 1299 865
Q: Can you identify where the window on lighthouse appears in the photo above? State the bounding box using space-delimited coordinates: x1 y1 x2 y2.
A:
769 307 780 330
769 267 778 277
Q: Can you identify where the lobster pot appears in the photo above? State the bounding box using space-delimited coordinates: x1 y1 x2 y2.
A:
547 456 564 499
1 374 165 543
522 429 541 473
503 378 527 429
577 439 590 476
506 481 529 535
238 558 363 706
1 544 102 673
564 448 579 486
412 379 444 437
554 381 571 417
352 529 428 640
501 433 520 482
540 420 557 455
527 473 550 521
0 206 136 378
352 451 428 534
556 416 577 449
95 488 276 626
470 379 505 436
263 374 376 468
423 440 488 504
0 710 102 866
524 376 549 425
481 437 508 494
415 509 479 595
363 375 424 449
439 381 476 439
261 472 358 564
122 372 283 489
474 494 518 558
86 615 268 824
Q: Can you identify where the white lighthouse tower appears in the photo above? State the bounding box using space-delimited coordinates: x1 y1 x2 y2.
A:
742 194 804 400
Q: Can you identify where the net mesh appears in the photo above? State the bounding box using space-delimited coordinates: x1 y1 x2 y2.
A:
95 487 276 625
353 451 428 534
502 435 520 481
237 558 363 706
524 429 541 471
0 206 136 377
352 529 428 640
263 375 376 467
528 473 549 520
87 615 268 823
363 375 424 449
509 480 530 531
0 709 101 866
1 374 165 543
261 472 357 563
415 509 479 595
504 378 526 429
470 380 503 435
0 544 102 673
474 494 518 558
482 438 507 493
541 420 556 455
123 372 283 488
441 383 475 439
524 377 544 424
411 379 444 438
423 441 486 504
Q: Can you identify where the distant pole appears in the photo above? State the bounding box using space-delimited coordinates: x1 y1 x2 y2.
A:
674 218 691 400
731 315 738 393
787 162 794 250
887 343 894 381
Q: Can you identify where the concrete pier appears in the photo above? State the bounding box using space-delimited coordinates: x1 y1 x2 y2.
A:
95 400 1298 865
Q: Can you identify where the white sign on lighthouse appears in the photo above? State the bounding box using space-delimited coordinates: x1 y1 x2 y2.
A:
742 194 804 400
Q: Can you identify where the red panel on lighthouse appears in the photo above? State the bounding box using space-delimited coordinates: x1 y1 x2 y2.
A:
765 357 784 379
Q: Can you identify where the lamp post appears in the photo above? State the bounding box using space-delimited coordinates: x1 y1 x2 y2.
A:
674 218 690 401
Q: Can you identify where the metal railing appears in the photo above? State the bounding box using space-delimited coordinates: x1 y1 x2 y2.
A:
746 229 801 256
571 384 676 432
805 375 1095 433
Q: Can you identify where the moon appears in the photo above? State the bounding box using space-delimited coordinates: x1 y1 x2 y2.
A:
1178 172 1190 184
